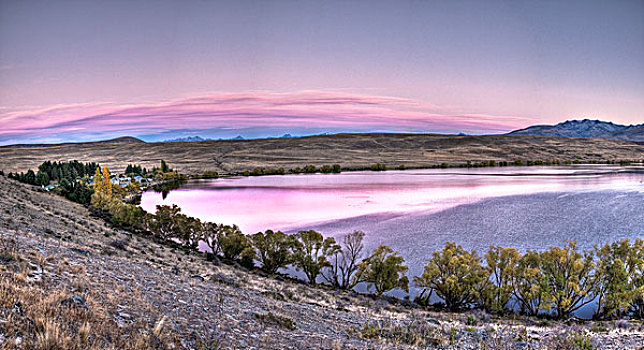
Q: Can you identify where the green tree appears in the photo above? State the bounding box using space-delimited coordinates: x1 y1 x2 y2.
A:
161 160 169 173
35 171 50 186
220 228 251 261
292 230 339 284
482 246 521 314
357 245 409 296
540 241 597 319
175 214 203 250
148 205 182 240
322 231 365 290
201 222 227 256
250 230 294 274
414 242 486 311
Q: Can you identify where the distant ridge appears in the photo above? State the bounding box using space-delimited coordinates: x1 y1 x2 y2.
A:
508 119 644 142
0 136 145 148
163 136 209 142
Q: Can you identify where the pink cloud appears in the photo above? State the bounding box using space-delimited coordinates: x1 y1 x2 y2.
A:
0 90 536 144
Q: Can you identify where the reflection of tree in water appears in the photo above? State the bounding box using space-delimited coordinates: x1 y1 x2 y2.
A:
153 180 187 199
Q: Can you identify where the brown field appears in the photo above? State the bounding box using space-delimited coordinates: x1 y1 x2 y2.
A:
1 133 643 175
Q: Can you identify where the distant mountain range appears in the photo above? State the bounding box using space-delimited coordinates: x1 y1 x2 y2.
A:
508 119 644 142
162 134 294 142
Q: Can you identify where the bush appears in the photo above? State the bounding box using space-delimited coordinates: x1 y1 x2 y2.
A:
370 163 387 171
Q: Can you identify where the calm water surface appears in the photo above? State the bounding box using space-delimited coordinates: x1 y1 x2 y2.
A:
140 165 644 234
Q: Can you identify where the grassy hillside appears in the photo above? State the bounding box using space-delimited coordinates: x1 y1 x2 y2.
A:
0 133 642 174
1 176 644 349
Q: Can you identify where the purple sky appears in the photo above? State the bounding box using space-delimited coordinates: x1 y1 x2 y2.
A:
0 0 642 144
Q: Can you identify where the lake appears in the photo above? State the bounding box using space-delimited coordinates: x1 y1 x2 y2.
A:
141 165 644 309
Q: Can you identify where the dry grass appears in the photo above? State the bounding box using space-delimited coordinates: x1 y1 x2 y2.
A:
0 133 642 174
0 238 180 350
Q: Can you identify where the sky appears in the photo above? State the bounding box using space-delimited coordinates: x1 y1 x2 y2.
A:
0 0 642 144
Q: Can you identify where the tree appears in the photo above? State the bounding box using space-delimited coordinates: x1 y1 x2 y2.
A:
201 222 226 255
101 166 112 198
292 230 339 284
627 239 644 318
174 214 203 250
322 231 365 290
593 240 634 319
540 241 597 319
357 245 409 296
482 246 521 314
25 169 36 185
93 167 103 194
148 205 182 240
35 171 50 186
250 230 294 274
510 250 548 316
220 228 250 261
160 160 170 173
414 242 486 311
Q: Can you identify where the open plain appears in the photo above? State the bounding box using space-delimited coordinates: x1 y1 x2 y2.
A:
1 133 643 174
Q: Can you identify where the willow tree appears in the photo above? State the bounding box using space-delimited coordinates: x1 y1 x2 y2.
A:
483 246 521 314
322 231 365 290
593 239 634 319
510 250 548 316
292 230 339 284
414 242 486 311
540 241 597 319
251 230 295 274
357 245 409 296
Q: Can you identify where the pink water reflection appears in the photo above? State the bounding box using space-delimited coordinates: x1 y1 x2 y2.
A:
140 166 644 233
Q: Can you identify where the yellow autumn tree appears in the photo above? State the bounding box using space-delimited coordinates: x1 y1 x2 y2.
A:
101 166 112 198
93 167 103 194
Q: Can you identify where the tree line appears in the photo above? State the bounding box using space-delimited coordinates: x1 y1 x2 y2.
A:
7 160 99 204
90 182 644 320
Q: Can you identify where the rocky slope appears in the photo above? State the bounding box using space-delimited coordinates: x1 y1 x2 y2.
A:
509 119 644 142
1 176 643 349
